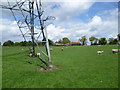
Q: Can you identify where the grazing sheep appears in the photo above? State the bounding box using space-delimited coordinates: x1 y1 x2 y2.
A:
21 48 24 50
50 48 53 51
29 53 32 57
97 50 104 55
112 49 119 54
36 53 41 57
61 48 64 51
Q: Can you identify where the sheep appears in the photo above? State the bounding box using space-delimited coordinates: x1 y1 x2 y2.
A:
29 53 32 57
97 50 104 55
50 48 53 51
112 49 119 54
21 48 24 50
61 48 64 51
36 53 41 57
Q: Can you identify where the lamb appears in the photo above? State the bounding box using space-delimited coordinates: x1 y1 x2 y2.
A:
36 53 41 57
61 48 64 51
97 50 104 55
29 53 32 57
112 49 119 54
50 48 53 51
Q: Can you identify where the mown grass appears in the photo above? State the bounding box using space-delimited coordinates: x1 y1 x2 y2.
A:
2 45 118 88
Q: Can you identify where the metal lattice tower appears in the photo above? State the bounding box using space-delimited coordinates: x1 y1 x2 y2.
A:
0 0 55 67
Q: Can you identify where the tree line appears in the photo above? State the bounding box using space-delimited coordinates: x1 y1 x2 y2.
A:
1 39 54 46
1 34 120 46
79 34 120 45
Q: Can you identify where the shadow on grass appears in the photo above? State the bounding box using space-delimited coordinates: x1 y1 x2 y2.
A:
2 50 29 57
38 57 48 67
26 56 48 67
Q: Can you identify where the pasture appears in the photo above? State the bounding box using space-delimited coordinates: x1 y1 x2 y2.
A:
2 45 118 88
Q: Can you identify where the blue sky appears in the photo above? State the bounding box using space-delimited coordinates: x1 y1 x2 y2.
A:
0 1 119 44
74 2 118 23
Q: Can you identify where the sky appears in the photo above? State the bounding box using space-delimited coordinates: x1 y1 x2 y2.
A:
0 0 119 44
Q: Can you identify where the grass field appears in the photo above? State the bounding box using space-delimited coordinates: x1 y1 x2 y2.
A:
2 45 118 88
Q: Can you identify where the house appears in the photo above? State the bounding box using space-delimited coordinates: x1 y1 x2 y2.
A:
55 43 65 46
70 42 81 46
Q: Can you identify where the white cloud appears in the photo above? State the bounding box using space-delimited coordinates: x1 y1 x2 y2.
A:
89 16 102 26
0 2 118 44
44 1 95 22
46 8 118 42
46 24 69 41
0 19 26 43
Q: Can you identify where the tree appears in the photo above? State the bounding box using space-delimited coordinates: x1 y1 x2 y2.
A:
118 34 120 41
89 36 96 45
20 41 27 46
14 41 33 46
113 39 118 44
98 38 107 45
79 36 87 45
62 37 70 44
108 38 114 45
27 41 32 46
93 38 98 45
3 40 14 46
58 39 63 43
108 38 118 45
14 42 21 46
48 39 54 46
117 34 120 44
0 42 1 45
38 41 43 46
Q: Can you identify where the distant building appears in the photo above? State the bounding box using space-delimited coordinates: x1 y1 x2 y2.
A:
70 42 81 46
55 42 81 46
55 43 65 46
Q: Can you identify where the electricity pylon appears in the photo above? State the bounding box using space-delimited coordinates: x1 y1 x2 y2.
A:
0 0 55 67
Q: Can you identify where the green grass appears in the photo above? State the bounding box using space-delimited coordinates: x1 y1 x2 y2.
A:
2 45 118 88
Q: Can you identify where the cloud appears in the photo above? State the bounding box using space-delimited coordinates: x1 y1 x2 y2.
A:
0 2 118 44
44 1 95 22
46 8 118 42
46 24 70 41
89 16 102 26
0 19 23 43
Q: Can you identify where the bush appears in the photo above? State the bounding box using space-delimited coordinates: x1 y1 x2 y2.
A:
3 40 14 46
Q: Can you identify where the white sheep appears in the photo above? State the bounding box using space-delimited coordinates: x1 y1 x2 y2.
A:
112 49 119 54
97 50 104 55
29 53 32 57
61 48 64 51
36 53 41 57
50 48 53 51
